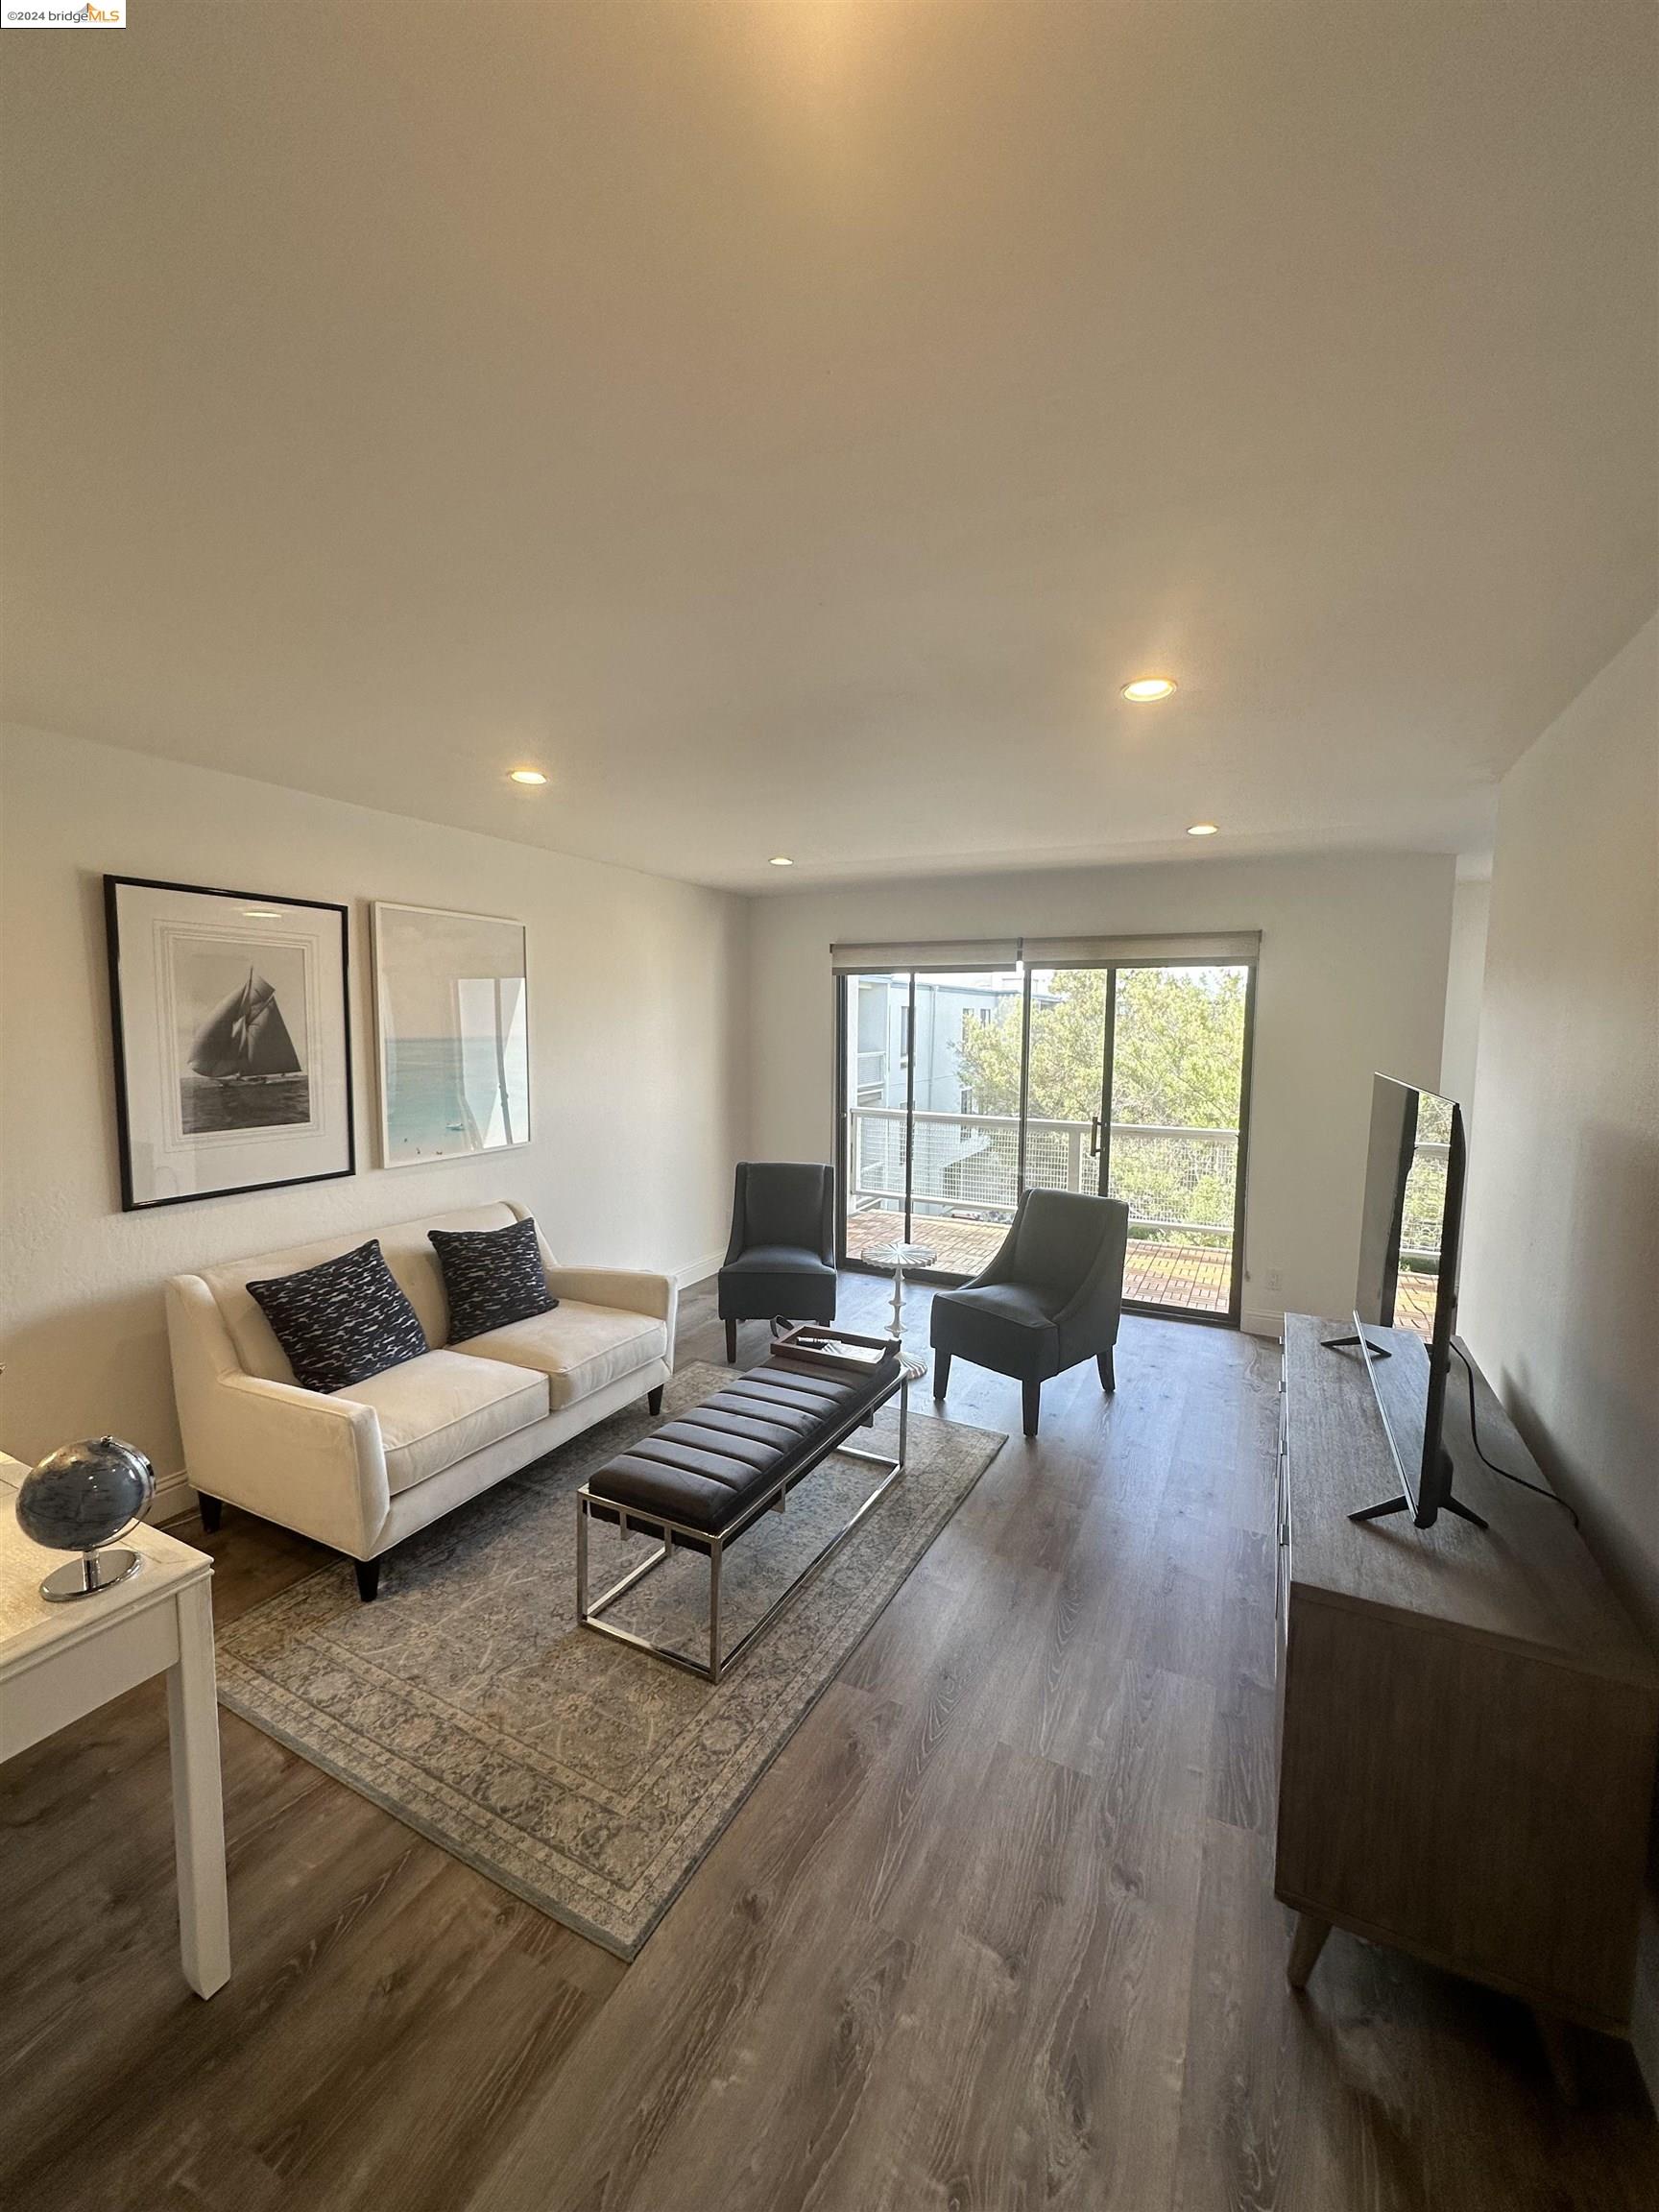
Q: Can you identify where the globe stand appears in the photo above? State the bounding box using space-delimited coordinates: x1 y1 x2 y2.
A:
39 1546 144 1603
17 1434 156 1605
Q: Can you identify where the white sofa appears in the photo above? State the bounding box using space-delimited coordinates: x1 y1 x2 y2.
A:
166 1201 676 1597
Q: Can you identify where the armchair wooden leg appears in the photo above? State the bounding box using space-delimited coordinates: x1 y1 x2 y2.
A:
1022 1378 1042 1437
199 1495 223 1534
933 1351 952 1399
354 1558 382 1603
1097 1348 1116 1393
1286 1911 1331 1989
725 1318 737 1364
647 1385 664 1415
1532 2008 1582 2105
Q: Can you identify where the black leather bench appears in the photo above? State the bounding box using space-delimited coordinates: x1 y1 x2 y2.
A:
577 1342 905 1681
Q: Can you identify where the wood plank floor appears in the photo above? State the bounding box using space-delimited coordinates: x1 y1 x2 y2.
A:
3 1277 1654 2211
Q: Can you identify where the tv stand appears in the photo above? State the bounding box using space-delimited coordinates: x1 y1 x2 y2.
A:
1348 1488 1488 1529
1275 1314 1659 2079
1350 1442 1490 1529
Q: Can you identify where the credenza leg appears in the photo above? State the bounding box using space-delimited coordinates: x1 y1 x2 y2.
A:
1286 1911 1332 1990
1532 2008 1581 2105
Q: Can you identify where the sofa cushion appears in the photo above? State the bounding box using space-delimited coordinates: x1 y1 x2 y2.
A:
721 1244 835 1277
246 1240 429 1395
942 1282 1058 1332
342 1349 550 1494
462 1300 666 1409
929 1280 1060 1382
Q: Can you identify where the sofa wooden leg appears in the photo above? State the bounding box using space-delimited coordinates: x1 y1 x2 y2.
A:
354 1558 381 1603
933 1351 951 1399
199 1495 223 1534
1097 1348 1116 1393
1022 1378 1042 1437
647 1385 664 1415
725 1318 737 1363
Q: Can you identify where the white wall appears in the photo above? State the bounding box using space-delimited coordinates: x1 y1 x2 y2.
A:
1459 613 1659 2085
0 725 749 1493
748 852 1455 1334
1462 613 1658 1631
1439 875 1490 1122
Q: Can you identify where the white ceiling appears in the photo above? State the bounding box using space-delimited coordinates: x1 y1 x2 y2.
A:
3 3 1654 893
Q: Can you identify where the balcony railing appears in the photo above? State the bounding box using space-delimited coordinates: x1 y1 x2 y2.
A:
846 1105 1446 1321
847 1106 1239 1238
1401 1140 1450 1266
844 1107 1238 1309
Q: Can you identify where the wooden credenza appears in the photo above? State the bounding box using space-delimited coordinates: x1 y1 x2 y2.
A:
1275 1314 1659 2052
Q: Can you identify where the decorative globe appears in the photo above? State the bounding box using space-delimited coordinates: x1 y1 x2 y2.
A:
17 1436 155 1554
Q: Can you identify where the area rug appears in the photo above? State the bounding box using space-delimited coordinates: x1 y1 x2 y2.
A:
215 1362 1003 1958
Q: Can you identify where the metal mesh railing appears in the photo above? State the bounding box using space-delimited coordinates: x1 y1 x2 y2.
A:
848 1108 1239 1244
1401 1141 1450 1263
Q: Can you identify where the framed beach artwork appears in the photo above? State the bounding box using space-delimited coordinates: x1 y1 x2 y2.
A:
372 902 530 1167
105 876 354 1211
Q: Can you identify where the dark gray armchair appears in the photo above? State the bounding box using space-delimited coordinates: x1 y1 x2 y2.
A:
717 1162 837 1363
930 1189 1129 1436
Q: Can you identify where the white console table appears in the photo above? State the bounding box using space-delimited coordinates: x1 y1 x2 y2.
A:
0 1452 230 1998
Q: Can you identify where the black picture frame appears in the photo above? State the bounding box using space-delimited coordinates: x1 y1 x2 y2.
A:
105 874 356 1211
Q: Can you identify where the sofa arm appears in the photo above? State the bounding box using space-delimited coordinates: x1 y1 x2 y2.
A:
542 1267 678 1358
166 1276 392 1557
215 1375 391 1557
509 1214 677 1365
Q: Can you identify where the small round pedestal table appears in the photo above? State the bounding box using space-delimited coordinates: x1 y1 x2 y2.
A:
864 1241 937 1382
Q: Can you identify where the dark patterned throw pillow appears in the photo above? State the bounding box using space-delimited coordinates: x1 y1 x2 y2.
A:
429 1215 557 1342
247 1239 429 1394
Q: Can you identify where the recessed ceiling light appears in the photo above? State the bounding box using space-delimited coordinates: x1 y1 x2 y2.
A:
243 908 283 919
1122 676 1177 703
508 768 547 786
1187 821 1220 837
769 855 794 867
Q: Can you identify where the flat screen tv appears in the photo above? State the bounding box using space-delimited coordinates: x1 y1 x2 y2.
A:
1339 1073 1486 1530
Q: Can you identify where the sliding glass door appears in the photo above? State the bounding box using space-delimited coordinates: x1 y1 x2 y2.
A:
1022 964 1113 1201
840 966 1025 1279
836 950 1254 1324
1100 963 1250 1316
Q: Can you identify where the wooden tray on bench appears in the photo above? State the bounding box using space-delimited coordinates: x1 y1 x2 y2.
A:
771 1323 901 1377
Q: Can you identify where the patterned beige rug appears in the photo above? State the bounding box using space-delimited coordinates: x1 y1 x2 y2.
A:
216 1362 1003 1957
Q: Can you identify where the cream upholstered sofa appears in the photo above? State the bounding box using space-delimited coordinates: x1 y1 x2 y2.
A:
165 1201 675 1598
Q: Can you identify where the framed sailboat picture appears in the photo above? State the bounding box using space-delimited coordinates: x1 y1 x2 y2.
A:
105 877 354 1210
372 902 529 1167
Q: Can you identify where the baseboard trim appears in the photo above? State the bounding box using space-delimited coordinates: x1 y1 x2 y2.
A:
675 1249 725 1292
1240 1306 1286 1341
149 1465 199 1528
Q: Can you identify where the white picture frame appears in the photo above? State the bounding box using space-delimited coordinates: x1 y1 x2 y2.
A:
372 902 531 1168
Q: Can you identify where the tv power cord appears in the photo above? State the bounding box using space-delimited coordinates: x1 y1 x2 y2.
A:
1451 1340 1579 1528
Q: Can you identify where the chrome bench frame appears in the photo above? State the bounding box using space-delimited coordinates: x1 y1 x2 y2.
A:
576 1364 908 1684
